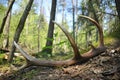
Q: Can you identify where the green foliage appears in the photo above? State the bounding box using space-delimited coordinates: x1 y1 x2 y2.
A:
55 41 67 46
0 4 6 23
0 0 119 65
42 46 52 50
54 32 58 37
110 28 120 39
0 1 120 79
0 4 6 47
52 52 73 60
52 24 71 53
45 37 54 41
12 57 25 65
9 6 48 51
0 34 4 47
104 35 116 46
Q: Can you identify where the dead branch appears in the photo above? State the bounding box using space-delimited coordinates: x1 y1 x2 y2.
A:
0 48 9 53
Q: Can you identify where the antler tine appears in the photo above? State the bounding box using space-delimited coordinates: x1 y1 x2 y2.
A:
14 41 33 60
52 21 82 59
79 15 104 47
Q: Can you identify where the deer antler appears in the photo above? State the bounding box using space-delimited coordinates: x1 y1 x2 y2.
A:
79 15 104 47
52 21 81 59
78 15 106 58
12 15 106 70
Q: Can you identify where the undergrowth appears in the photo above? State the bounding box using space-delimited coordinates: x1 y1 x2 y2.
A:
0 36 118 79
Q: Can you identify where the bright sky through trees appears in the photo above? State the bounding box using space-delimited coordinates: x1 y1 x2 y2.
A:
0 0 83 31
0 0 115 31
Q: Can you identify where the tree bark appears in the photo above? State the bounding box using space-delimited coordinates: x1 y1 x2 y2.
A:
0 0 15 34
38 0 43 52
72 0 75 40
2 0 12 49
43 0 57 55
115 0 120 20
8 0 34 63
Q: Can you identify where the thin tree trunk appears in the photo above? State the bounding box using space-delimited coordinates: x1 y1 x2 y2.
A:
72 0 75 40
0 0 15 34
43 0 57 55
60 0 65 25
8 0 34 63
115 0 120 20
88 30 92 42
89 0 99 42
38 0 43 52
75 0 78 43
38 25 40 52
62 4 65 25
2 0 12 49
85 32 88 48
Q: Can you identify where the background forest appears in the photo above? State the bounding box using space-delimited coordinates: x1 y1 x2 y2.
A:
0 0 120 80
0 0 119 56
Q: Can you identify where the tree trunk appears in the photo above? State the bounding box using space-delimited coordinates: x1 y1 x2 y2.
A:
115 0 120 20
85 32 88 48
75 0 78 43
72 0 75 40
89 0 100 42
60 0 65 25
0 0 15 34
43 0 57 55
38 0 43 52
8 0 34 63
2 0 12 49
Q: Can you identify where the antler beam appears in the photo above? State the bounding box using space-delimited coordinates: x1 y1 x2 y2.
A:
79 15 104 47
52 21 82 60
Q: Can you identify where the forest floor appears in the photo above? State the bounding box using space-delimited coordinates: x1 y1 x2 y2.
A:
0 43 120 80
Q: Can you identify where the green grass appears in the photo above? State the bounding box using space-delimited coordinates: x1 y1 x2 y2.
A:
104 36 116 47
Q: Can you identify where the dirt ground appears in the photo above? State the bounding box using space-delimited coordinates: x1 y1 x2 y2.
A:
0 47 120 80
